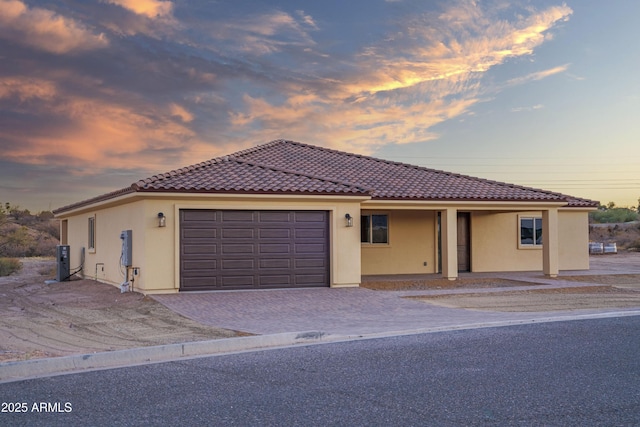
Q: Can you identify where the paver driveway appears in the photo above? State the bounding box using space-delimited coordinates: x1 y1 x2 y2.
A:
153 253 640 336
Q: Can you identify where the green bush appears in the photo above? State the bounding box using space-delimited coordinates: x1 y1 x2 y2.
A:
0 258 22 276
590 208 639 224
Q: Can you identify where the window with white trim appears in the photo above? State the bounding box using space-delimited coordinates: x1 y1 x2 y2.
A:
88 215 96 251
361 214 388 244
520 217 542 246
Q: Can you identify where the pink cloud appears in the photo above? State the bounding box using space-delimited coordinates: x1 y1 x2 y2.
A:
103 0 173 18
0 0 108 54
220 2 575 156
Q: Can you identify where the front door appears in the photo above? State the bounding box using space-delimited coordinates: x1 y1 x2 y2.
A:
457 213 471 272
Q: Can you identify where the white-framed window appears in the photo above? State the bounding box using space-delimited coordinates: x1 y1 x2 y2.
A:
361 214 389 244
519 216 542 247
88 215 96 252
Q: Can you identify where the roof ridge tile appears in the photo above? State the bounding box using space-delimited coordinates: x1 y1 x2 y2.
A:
228 156 370 193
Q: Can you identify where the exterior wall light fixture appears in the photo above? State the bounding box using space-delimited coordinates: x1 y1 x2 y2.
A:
345 213 353 227
158 212 166 227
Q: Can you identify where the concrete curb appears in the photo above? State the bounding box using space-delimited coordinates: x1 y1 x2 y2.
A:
0 331 329 383
2 311 640 383
330 310 640 341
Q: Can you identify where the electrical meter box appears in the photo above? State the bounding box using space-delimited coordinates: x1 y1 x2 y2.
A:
120 230 132 267
56 245 70 282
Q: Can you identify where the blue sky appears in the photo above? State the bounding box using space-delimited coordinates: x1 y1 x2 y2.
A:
1 0 638 211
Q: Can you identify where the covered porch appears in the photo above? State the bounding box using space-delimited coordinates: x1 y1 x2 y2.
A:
359 202 582 281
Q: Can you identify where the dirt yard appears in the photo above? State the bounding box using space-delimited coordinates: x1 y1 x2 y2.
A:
363 252 640 312
408 285 640 312
0 258 248 363
1 256 640 363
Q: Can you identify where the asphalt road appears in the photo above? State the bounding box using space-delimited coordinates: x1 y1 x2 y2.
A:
1 317 639 426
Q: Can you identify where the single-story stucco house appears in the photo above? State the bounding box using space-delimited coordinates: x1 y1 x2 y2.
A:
53 139 599 294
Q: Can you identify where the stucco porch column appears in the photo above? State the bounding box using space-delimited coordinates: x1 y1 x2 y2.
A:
441 208 458 280
542 208 559 277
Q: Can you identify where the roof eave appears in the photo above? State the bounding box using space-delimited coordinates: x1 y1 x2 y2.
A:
54 187 373 217
363 197 571 210
53 186 137 217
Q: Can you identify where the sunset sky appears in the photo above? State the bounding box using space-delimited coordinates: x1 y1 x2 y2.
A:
1 0 638 212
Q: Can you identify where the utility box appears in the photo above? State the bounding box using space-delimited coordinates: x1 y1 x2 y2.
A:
120 230 132 267
56 245 70 282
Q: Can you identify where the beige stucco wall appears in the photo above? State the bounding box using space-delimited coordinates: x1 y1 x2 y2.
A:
361 210 436 275
63 200 148 291
59 197 591 293
558 209 590 270
59 194 364 294
470 210 590 272
471 211 541 272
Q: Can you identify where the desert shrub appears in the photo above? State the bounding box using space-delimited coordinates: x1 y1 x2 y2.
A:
628 240 640 252
590 222 640 250
33 219 60 240
0 222 59 257
0 258 22 276
33 233 58 257
0 225 36 257
36 211 54 221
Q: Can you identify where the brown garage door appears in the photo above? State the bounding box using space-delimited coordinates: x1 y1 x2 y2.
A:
180 210 330 291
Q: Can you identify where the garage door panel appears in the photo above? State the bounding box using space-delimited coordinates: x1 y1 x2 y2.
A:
222 243 255 254
182 277 217 288
183 260 217 270
259 258 291 269
259 275 292 286
221 276 255 287
182 221 218 230
295 258 326 268
221 211 255 222
180 210 329 291
295 274 326 285
296 243 326 254
183 244 217 255
295 228 325 239
182 270 218 279
259 228 291 238
259 211 292 222
259 243 291 254
222 228 255 239
182 210 218 222
221 259 255 270
182 230 217 239
295 211 325 222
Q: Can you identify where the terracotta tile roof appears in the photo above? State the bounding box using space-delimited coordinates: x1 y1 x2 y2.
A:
54 139 598 214
134 156 368 195
229 140 599 207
